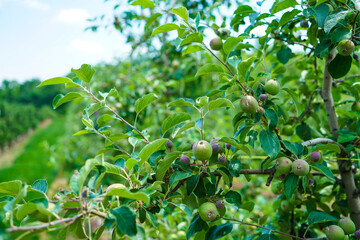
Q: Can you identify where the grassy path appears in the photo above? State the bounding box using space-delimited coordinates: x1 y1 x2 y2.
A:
0 119 52 168
0 117 65 185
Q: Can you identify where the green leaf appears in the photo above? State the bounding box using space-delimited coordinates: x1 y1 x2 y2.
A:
180 33 203 46
16 203 38 220
152 23 179 36
328 54 352 79
186 216 208 240
324 10 348 34
308 211 338 225
71 64 95 83
271 0 298 14
172 121 196 138
259 130 280 159
170 203 193 218
282 87 304 115
162 112 191 135
208 98 234 111
131 0 155 8
73 130 92 136
277 47 292 64
279 9 301 26
312 143 341 154
195 64 224 78
218 137 251 157
32 179 47 194
182 45 204 56
228 160 242 177
106 187 150 205
37 77 74 87
171 6 189 21
338 134 356 143
225 190 242 207
223 37 242 56
331 27 352 44
97 114 115 127
69 218 87 239
0 180 22 196
135 93 158 114
111 206 137 236
168 98 195 108
169 171 192 187
205 223 233 240
81 118 94 128
70 158 99 194
303 3 330 28
312 162 335 180
155 151 181 180
139 138 168 166
238 56 256 79
52 92 83 109
284 174 298 199
259 235 280 240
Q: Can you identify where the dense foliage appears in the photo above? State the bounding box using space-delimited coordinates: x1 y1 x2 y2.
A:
0 80 60 149
1 0 360 239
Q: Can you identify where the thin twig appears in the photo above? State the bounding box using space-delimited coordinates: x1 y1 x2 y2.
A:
333 74 360 87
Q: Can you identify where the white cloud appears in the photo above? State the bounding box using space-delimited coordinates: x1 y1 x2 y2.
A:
70 39 104 54
54 8 90 24
22 0 50 10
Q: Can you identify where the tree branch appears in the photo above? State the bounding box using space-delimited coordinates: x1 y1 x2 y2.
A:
224 218 325 240
302 138 346 154
333 74 360 87
321 49 360 228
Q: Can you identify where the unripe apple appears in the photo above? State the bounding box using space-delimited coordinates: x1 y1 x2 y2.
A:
355 229 360 239
218 155 227 163
300 20 309 28
325 225 345 240
198 202 219 221
310 152 321 162
271 182 283 194
338 218 356 235
337 39 355 56
212 143 222 154
216 200 225 209
259 94 268 101
264 80 280 95
292 159 310 176
180 155 190 165
165 140 173 149
280 200 294 212
193 140 213 160
240 96 258 114
283 125 294 136
216 28 230 39
210 37 223 51
275 157 292 175
106 183 126 193
352 102 360 112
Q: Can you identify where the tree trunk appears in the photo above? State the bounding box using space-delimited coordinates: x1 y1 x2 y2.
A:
322 49 360 228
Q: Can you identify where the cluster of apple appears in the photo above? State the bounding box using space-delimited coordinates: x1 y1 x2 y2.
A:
326 218 357 240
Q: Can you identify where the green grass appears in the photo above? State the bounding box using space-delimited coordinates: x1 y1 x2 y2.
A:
0 117 65 185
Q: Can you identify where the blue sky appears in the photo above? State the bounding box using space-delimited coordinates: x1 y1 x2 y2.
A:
0 0 131 82
0 0 281 83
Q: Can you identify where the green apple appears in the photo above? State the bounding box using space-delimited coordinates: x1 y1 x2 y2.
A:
264 80 280 95
210 37 223 51
198 202 219 221
351 102 360 112
338 218 356 235
292 159 310 176
193 140 212 161
337 39 355 56
240 96 258 114
325 225 345 240
275 157 292 175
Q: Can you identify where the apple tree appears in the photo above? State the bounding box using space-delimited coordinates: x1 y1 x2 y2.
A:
1 0 360 239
